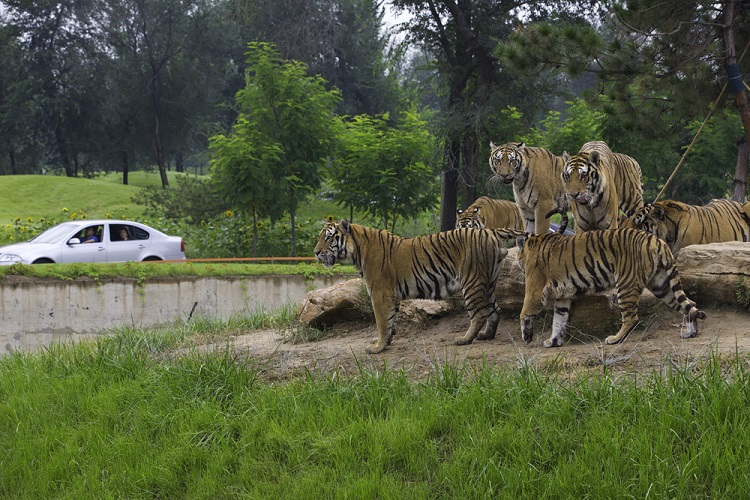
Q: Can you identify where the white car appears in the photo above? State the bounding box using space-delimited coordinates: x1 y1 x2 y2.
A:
0 220 186 265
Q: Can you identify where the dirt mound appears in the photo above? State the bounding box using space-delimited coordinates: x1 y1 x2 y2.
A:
181 304 749 382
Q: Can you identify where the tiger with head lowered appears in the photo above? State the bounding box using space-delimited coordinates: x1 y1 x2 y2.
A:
494 227 705 348
314 220 510 353
455 196 524 230
561 141 644 231
630 198 750 254
489 142 570 235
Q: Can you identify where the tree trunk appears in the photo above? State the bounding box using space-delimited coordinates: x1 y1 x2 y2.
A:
723 0 750 202
732 139 748 202
440 138 460 231
122 150 129 186
290 207 296 257
175 151 185 173
152 102 169 188
460 129 478 208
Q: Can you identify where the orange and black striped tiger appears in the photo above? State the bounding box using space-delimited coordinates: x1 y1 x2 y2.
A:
561 141 643 231
488 142 570 235
455 196 524 230
630 198 750 254
494 227 705 347
314 220 510 353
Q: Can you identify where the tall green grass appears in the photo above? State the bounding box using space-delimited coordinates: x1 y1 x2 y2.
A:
2 312 750 497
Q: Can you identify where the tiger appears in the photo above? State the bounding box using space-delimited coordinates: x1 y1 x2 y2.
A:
493 227 706 348
314 219 510 353
560 141 643 231
488 141 570 235
629 198 750 254
455 196 524 230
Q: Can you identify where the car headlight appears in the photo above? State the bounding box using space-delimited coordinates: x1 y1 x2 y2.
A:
0 254 23 263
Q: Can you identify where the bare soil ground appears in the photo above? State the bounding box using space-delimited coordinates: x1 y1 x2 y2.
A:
184 302 750 382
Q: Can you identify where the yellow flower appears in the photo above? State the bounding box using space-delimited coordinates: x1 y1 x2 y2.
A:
26 217 32 223
71 213 77 220
225 210 234 218
105 213 111 219
61 208 69 213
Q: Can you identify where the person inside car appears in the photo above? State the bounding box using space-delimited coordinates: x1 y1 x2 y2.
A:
119 228 129 241
81 227 99 244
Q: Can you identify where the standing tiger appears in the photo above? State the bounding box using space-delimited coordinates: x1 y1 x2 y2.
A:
630 198 750 254
495 228 706 348
488 142 569 235
314 220 510 353
455 196 524 230
561 141 644 231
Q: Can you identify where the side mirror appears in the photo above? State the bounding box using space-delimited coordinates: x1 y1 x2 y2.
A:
68 238 81 245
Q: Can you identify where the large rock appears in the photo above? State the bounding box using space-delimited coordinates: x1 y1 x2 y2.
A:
298 279 456 328
298 278 370 327
299 242 750 330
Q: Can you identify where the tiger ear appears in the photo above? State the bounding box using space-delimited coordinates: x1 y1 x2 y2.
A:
589 151 601 165
489 141 496 149
340 219 351 234
652 205 666 220
472 207 480 214
562 151 570 162
516 235 527 249
456 209 464 215
517 141 525 149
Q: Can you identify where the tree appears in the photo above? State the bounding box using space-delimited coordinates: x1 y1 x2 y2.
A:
329 111 439 232
498 0 750 201
391 0 591 230
210 42 340 256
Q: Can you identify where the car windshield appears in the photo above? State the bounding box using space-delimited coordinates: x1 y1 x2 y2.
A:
28 223 81 244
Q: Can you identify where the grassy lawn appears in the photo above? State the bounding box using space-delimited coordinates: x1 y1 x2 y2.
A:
1 317 749 497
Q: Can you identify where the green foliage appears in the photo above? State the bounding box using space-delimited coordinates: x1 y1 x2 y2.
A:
5 338 750 497
210 42 341 255
521 98 606 155
329 111 439 232
134 174 228 224
187 213 324 259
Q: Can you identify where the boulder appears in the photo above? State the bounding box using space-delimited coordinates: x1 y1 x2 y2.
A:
298 280 456 328
298 278 370 327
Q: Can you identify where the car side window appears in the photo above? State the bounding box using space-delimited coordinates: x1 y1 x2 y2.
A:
131 227 150 241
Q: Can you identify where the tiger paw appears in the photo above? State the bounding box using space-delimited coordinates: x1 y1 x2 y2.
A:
543 337 564 348
476 332 496 341
365 342 387 354
455 337 474 346
604 335 622 345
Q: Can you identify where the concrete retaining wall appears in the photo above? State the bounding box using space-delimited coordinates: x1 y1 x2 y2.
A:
1 274 354 354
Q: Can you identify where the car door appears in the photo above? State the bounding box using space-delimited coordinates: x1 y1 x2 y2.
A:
59 225 107 263
106 223 150 262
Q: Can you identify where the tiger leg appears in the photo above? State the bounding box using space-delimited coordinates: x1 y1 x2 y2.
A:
519 287 545 343
648 268 706 339
456 281 497 345
534 204 552 235
544 299 572 348
605 287 641 345
477 302 501 341
366 292 398 354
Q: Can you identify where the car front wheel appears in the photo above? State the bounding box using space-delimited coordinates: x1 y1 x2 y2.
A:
32 258 55 264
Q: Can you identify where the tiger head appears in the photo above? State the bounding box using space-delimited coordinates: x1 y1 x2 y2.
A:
455 207 485 229
489 141 526 184
562 150 603 207
314 219 354 267
630 204 668 240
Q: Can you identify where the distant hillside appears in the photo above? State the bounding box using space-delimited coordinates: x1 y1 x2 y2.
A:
0 172 189 224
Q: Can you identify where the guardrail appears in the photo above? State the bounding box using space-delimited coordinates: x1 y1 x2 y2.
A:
156 256 318 263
